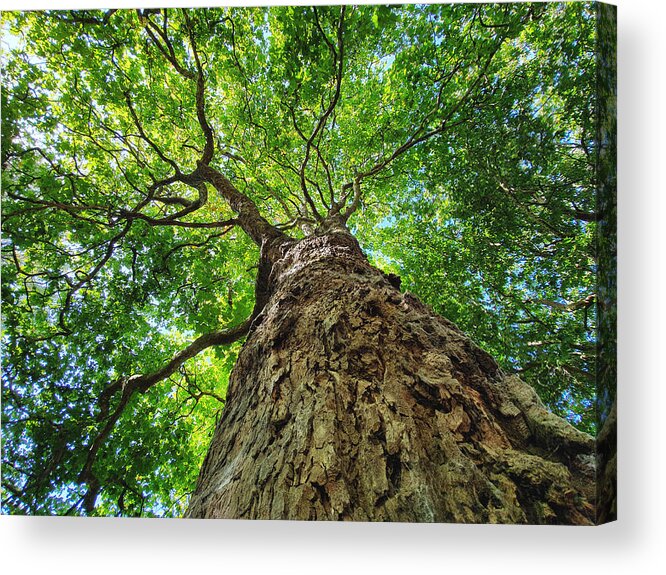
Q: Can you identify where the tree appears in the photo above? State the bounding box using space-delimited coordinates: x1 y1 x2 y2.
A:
1 3 611 523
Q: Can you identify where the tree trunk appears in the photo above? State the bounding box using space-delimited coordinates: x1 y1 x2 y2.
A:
186 229 596 523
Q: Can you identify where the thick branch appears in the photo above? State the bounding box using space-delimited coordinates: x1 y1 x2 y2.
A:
79 315 253 512
195 163 290 248
141 9 216 169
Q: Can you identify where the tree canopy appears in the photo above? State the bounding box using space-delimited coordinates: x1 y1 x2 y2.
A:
1 3 601 517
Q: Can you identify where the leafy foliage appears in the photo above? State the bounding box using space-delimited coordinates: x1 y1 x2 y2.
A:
2 3 600 516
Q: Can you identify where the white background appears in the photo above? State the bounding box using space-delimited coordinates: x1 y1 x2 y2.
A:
1 0 663 573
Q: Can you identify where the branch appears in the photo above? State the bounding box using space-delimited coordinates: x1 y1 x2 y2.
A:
567 209 600 222
56 10 117 26
177 367 226 406
296 6 347 220
4 189 110 226
77 194 290 512
182 9 215 165
120 213 238 230
140 9 216 169
475 6 512 29
112 171 224 229
124 90 181 175
341 177 362 221
497 180 577 238
527 294 596 312
78 314 253 512
339 29 509 221
141 10 196 80
55 220 133 336
151 180 208 220
195 163 290 247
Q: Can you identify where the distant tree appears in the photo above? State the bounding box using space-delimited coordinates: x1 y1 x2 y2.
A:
2 3 608 522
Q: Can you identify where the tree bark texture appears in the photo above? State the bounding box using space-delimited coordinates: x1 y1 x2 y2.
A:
186 230 596 523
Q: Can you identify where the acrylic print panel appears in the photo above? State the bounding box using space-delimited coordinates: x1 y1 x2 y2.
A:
1 2 616 523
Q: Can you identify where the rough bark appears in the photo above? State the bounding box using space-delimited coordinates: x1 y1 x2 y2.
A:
186 229 595 524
